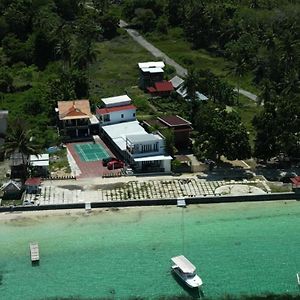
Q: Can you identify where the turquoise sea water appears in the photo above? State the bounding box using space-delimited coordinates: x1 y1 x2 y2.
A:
0 201 300 300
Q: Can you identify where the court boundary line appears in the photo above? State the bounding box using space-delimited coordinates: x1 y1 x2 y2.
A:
75 143 110 162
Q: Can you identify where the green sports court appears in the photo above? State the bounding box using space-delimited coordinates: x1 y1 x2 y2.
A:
74 143 110 162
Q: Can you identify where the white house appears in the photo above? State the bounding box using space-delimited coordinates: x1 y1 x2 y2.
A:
96 104 136 125
101 95 132 107
96 95 136 125
29 154 49 177
138 61 165 90
101 121 172 173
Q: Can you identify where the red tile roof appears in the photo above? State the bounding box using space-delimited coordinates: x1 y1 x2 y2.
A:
96 104 136 115
147 87 156 93
147 81 174 94
158 115 192 127
154 81 174 92
58 100 91 120
25 177 41 186
291 176 300 186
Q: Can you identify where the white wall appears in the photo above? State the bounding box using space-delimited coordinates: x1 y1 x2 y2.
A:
131 138 165 158
99 108 136 125
162 160 171 172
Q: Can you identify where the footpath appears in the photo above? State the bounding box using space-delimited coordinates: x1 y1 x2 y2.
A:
119 20 258 102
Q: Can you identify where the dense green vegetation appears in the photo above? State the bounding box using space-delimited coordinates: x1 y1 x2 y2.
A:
0 0 119 148
0 0 299 162
121 0 300 160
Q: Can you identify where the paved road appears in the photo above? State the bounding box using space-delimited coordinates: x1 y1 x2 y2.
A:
234 88 257 101
120 20 258 101
119 20 187 77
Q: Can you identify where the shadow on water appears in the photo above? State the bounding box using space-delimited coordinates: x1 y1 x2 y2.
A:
31 261 40 267
171 272 203 299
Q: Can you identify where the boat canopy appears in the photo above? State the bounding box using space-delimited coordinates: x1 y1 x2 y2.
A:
171 255 196 274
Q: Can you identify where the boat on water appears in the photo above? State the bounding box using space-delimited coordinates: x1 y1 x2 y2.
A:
297 272 300 285
171 255 203 288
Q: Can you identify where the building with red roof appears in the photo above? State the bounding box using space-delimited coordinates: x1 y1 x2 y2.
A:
96 104 136 126
147 81 174 96
96 95 137 126
56 100 97 141
143 115 193 149
25 178 42 194
291 176 300 193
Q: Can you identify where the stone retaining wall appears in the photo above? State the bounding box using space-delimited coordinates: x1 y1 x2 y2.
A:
0 192 299 213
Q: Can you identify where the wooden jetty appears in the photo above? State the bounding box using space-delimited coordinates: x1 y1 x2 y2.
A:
29 242 40 262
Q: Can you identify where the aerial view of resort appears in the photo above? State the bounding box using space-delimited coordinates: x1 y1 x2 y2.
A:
0 0 299 299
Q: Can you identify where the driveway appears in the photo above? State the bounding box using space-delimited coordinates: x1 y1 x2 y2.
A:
120 20 258 102
119 20 187 77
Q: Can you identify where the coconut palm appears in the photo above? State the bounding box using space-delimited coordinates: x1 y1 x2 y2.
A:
55 24 73 70
2 119 41 178
227 57 247 104
73 41 98 71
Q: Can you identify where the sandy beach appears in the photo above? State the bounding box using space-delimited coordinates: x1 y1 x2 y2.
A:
0 199 295 222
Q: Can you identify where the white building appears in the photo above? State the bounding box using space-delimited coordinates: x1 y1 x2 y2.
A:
102 121 172 173
101 95 132 107
96 105 136 125
29 154 49 177
96 95 136 125
138 61 165 69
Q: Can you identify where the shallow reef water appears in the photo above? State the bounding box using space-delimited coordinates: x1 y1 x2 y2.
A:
0 201 299 300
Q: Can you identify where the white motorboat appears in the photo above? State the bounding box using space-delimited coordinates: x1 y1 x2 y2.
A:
171 255 203 288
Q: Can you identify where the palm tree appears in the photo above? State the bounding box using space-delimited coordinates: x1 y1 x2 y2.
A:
182 69 200 122
228 57 247 104
73 41 98 71
2 119 41 179
183 68 199 102
55 24 73 70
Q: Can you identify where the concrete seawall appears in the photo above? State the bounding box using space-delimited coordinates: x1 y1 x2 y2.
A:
0 192 299 213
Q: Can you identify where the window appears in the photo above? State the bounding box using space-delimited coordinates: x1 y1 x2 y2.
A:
142 144 153 153
133 113 136 117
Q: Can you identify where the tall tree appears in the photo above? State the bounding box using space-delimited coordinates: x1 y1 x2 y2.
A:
3 119 41 178
194 103 251 160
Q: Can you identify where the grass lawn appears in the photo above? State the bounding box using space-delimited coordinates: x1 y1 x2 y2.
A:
232 95 262 147
89 30 156 117
89 29 260 146
145 28 262 145
146 27 258 94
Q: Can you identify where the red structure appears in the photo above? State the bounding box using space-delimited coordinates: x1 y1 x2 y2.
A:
144 115 193 149
291 176 300 186
147 81 174 96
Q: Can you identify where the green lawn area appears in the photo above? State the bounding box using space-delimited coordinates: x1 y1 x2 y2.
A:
146 27 258 94
233 95 262 147
145 28 261 145
89 29 260 145
89 30 156 117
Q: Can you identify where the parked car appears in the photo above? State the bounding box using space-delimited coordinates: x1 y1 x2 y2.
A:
102 157 116 166
107 159 125 170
